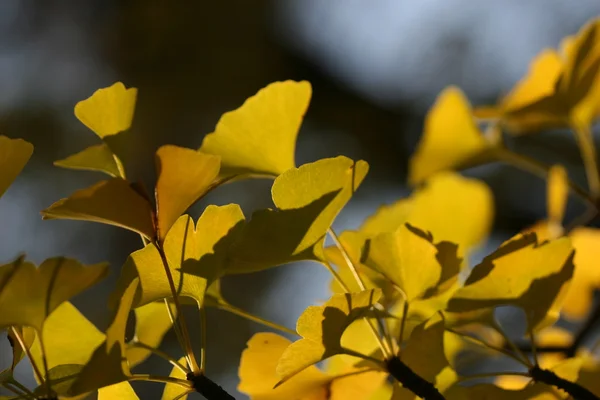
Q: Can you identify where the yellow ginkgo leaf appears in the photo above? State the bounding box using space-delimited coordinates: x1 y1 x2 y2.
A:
562 227 600 319
227 156 368 274
325 355 388 400
200 80 312 177
0 135 33 198
29 302 105 372
409 87 491 185
42 178 155 240
0 257 108 331
120 205 244 308
443 382 557 400
161 357 191 400
126 301 176 367
448 233 575 332
74 82 137 138
155 145 221 240
69 279 139 396
6 326 35 371
54 144 125 178
239 332 330 400
276 289 382 382
547 165 568 232
98 382 139 400
362 224 447 302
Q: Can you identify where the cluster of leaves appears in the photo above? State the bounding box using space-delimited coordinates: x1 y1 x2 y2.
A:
2 17 600 400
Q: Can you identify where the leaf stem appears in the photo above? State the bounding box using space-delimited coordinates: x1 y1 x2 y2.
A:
1 382 30 399
7 379 35 398
155 241 201 373
129 341 189 374
38 333 52 396
529 329 539 366
341 347 386 367
398 301 409 353
163 298 192 370
129 374 192 389
216 302 297 336
199 305 207 373
172 390 194 400
493 321 533 368
10 327 44 386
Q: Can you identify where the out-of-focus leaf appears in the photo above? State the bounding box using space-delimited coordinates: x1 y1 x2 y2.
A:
0 136 33 199
227 156 368 274
0 257 108 331
276 289 381 382
200 80 311 177
74 82 137 138
448 233 575 332
161 357 190 400
547 165 568 229
154 145 221 240
69 280 139 395
409 87 490 185
42 178 155 239
7 326 35 371
326 355 387 400
54 144 125 178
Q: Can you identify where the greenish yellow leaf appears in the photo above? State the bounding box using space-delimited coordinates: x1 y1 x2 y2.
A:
121 205 244 308
0 257 108 331
200 80 311 177
33 364 83 397
54 144 125 178
276 289 382 382
7 326 35 371
69 279 138 395
0 136 33 199
42 178 155 239
227 156 368 274
448 233 575 332
155 145 221 240
362 224 447 301
99 382 139 399
126 301 176 367
409 87 490 185
74 82 137 138
326 356 388 400
161 357 190 400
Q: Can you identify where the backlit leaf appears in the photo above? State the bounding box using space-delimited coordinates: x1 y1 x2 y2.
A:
448 233 575 332
0 136 33 198
74 82 137 138
99 382 139 400
227 156 368 274
200 80 311 177
7 326 35 371
161 357 190 400
69 279 139 395
54 144 125 178
154 145 221 240
239 332 330 400
121 205 244 308
362 224 446 301
0 257 108 331
276 289 381 382
126 301 176 367
547 165 568 235
409 87 490 185
42 178 155 239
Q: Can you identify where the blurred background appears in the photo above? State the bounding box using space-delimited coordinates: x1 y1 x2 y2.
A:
1 1 600 398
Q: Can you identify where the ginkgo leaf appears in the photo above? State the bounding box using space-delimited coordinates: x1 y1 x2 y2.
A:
227 156 369 274
326 356 388 400
443 382 557 400
126 301 176 367
7 326 35 371
447 233 575 332
54 144 125 178
200 80 311 177
42 178 155 239
562 227 600 319
29 302 105 372
362 224 446 301
155 145 221 240
69 279 139 396
118 205 244 308
99 382 140 400
547 165 568 233
239 332 330 400
409 87 491 185
162 357 190 400
0 136 33 199
74 82 137 138
276 289 382 382
0 257 108 331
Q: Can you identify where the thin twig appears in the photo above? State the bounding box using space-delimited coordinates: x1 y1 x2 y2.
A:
129 341 189 374
129 374 192 389
199 305 207 373
10 327 44 385
217 302 297 335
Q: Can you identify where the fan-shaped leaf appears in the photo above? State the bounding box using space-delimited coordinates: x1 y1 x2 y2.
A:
99 382 140 400
126 301 176 367
200 80 311 177
161 357 190 400
54 144 125 178
0 136 33 199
